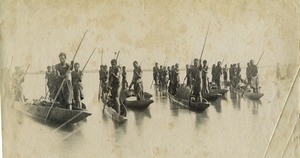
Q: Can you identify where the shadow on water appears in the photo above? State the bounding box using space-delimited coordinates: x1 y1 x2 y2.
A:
210 99 222 113
248 99 262 115
195 110 209 128
230 91 241 110
132 108 151 127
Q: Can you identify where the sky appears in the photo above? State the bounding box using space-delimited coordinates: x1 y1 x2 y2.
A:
1 0 299 72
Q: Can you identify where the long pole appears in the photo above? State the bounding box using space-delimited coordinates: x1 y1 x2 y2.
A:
199 22 211 60
72 30 88 61
82 48 96 72
45 30 87 122
256 51 265 66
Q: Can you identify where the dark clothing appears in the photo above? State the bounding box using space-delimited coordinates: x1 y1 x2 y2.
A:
251 65 258 77
153 66 159 84
172 68 179 94
215 66 222 89
72 70 84 108
229 67 234 82
55 63 73 108
122 70 128 89
223 68 228 81
131 67 144 100
109 67 120 98
191 65 202 101
246 66 251 84
185 68 191 87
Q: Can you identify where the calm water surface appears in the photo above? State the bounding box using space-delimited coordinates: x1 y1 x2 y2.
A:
2 67 295 158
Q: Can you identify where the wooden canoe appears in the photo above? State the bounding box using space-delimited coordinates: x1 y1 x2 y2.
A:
202 92 222 101
125 89 153 99
13 100 92 124
120 89 154 109
209 88 228 95
169 92 210 112
233 87 264 100
101 94 127 123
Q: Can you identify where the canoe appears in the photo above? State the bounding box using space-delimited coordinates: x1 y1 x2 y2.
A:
13 100 92 124
120 90 154 109
169 92 210 112
125 89 153 99
233 87 264 100
209 88 228 95
202 92 222 101
101 94 127 123
223 81 232 86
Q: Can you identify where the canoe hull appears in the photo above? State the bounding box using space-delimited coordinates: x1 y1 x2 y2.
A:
209 88 228 95
169 93 210 112
233 88 264 100
101 95 127 123
124 99 154 109
202 92 222 101
14 101 92 124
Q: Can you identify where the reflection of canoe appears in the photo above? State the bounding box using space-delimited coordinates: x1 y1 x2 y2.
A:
101 95 127 123
121 90 154 109
169 92 210 112
14 100 92 124
233 87 264 100
202 92 222 101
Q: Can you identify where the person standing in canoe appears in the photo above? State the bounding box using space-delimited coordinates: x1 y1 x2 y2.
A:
236 63 241 84
202 60 209 94
191 58 202 102
12 66 24 102
49 65 58 100
129 61 144 100
158 65 163 86
55 53 74 109
172 63 180 94
229 64 234 83
223 64 228 82
185 64 191 87
121 66 128 90
246 63 251 85
72 63 84 108
211 64 216 83
153 62 159 85
108 59 120 100
215 61 222 89
250 60 259 93
45 66 52 96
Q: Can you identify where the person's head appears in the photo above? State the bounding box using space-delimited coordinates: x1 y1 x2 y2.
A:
171 65 175 69
237 63 240 67
47 66 52 72
250 60 254 65
212 64 216 68
160 65 162 69
52 65 56 71
217 61 221 66
203 60 207 65
100 65 103 70
175 63 179 69
122 66 126 71
111 59 117 67
133 61 138 68
59 52 66 64
104 65 107 70
74 63 80 71
155 62 158 66
167 66 170 70
186 64 189 69
194 58 198 66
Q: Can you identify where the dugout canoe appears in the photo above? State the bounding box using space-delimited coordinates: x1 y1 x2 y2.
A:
13 100 92 124
168 86 210 112
125 89 153 99
169 92 210 112
233 87 264 100
209 88 228 96
101 94 127 123
202 92 222 101
120 90 154 109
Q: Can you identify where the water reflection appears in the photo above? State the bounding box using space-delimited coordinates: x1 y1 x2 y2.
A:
195 111 209 128
211 99 222 113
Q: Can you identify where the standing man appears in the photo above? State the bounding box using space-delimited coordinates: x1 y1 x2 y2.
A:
236 63 241 84
223 64 228 82
121 66 128 90
129 61 144 100
72 63 84 108
185 64 191 87
202 60 209 94
109 59 120 100
172 63 180 94
55 53 74 109
191 58 202 102
246 63 251 85
211 64 216 83
215 61 222 89
250 60 259 92
12 66 24 102
153 63 159 85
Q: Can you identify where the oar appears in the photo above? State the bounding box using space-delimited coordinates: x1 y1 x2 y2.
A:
45 30 88 122
256 51 265 66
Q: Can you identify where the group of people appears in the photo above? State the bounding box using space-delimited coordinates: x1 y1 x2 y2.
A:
153 58 261 102
99 60 145 113
152 63 180 95
45 53 84 109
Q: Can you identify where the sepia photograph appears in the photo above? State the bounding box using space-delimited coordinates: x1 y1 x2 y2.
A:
1 0 299 157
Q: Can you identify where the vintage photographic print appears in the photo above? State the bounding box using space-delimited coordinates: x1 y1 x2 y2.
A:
1 0 299 157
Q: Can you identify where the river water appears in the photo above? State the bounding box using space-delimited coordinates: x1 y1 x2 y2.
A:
1 67 297 158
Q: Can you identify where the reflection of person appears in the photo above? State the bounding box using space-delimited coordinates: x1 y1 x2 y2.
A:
12 66 24 102
276 63 281 80
55 53 74 109
129 61 144 100
72 63 84 108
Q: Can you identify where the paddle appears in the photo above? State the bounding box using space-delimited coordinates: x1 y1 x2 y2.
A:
45 30 88 122
98 48 104 101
